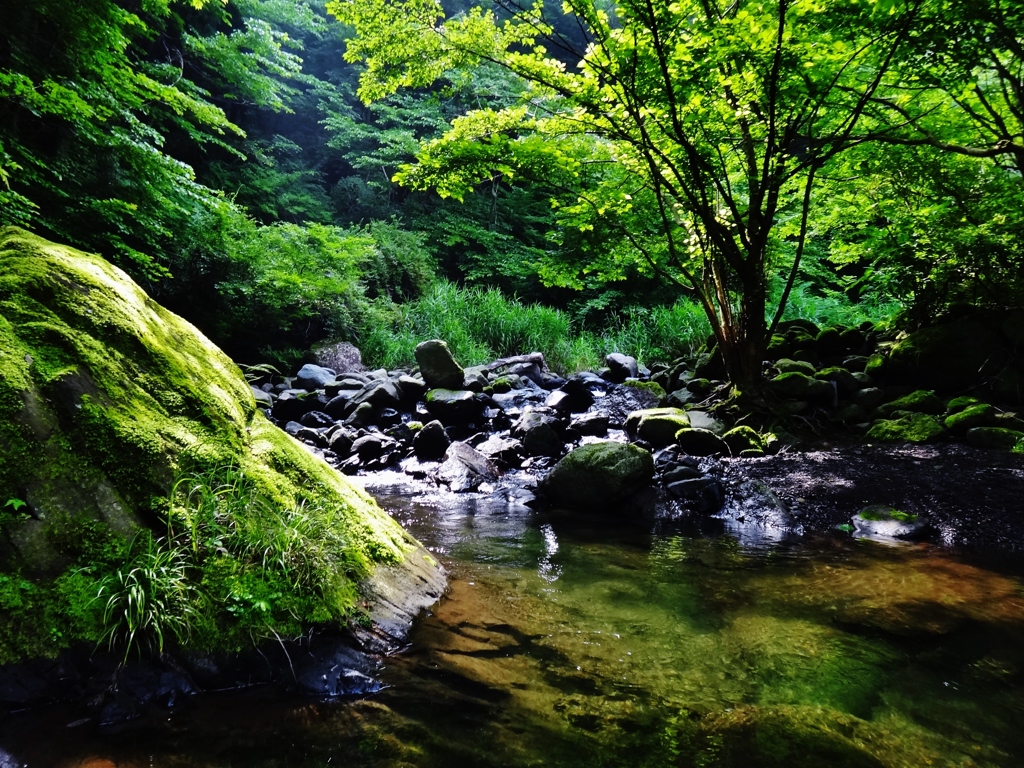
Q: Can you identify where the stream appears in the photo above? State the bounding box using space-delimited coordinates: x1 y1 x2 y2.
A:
2 474 1024 767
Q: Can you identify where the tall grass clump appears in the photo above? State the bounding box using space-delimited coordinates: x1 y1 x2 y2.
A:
360 282 712 373
772 280 901 329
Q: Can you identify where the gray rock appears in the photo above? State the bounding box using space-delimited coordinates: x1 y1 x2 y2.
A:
604 353 639 383
557 376 596 412
295 426 328 448
295 363 336 391
324 391 355 419
328 428 355 456
540 441 654 510
284 421 303 436
491 389 547 410
413 420 450 461
344 401 375 429
662 464 703 483
415 339 465 390
311 341 365 375
352 434 395 462
475 435 525 467
573 411 609 437
512 407 565 458
345 379 403 414
250 385 274 409
395 374 427 403
299 410 334 429
686 410 726 434
434 442 500 492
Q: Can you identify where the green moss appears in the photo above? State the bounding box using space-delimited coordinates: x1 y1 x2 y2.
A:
722 426 766 455
0 227 425 663
858 508 917 523
866 413 944 443
621 379 667 400
877 389 944 417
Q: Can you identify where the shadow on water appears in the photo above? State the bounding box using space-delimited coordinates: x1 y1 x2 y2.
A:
2 476 1024 767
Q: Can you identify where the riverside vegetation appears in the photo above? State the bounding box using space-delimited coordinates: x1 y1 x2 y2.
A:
1 0 1024 750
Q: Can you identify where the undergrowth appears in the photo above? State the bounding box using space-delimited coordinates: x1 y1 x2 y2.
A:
0 465 365 665
359 281 713 373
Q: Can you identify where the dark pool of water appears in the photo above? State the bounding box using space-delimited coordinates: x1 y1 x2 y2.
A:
2 476 1024 767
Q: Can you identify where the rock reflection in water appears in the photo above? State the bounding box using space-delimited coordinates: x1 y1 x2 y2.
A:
0 478 1023 767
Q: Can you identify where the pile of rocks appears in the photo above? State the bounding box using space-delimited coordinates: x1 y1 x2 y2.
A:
249 340 747 513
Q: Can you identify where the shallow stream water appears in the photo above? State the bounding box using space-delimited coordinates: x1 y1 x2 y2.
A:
2 476 1024 767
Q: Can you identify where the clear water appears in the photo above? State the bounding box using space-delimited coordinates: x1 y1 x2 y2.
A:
2 477 1024 767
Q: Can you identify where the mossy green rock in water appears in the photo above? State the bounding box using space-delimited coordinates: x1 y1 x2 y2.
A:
0 227 440 659
540 441 654 510
625 407 690 447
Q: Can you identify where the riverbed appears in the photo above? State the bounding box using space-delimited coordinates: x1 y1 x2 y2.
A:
1 474 1023 767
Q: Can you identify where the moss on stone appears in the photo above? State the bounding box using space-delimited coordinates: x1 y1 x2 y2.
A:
866 413 944 444
877 389 944 417
0 227 426 661
944 403 995 434
621 379 667 401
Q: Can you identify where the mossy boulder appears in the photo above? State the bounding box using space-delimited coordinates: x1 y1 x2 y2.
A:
814 367 860 397
414 339 464 390
0 227 442 661
866 413 944 443
676 427 731 456
722 425 765 455
767 372 834 404
964 426 1024 450
540 441 654 510
877 389 944 418
625 407 691 447
944 403 996 434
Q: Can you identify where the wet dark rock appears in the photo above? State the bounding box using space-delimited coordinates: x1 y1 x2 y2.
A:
415 339 465 390
965 426 1024 450
767 372 834 404
604 352 639 383
508 361 545 386
413 420 451 461
475 435 525 468
573 411 609 437
344 401 375 429
324 391 355 419
295 427 328 448
328 427 355 456
435 441 500 492
545 389 574 413
299 410 334 429
425 388 485 425
815 367 860 397
676 428 730 457
352 434 395 462
384 422 415 446
851 387 886 410
283 420 303 436
376 407 402 428
273 390 318 422
345 379 403 414
395 374 427 404
666 477 725 512
557 376 596 412
601 383 663 427
295 363 336 390
512 407 565 458
662 464 703 483
294 639 381 698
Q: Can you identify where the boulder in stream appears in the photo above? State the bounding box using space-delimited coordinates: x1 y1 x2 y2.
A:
540 441 654 510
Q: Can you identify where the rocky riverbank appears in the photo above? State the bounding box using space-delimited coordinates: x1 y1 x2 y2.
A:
256 332 1024 553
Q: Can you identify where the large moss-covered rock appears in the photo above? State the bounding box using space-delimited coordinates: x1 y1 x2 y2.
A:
540 441 654 510
0 227 442 659
866 413 944 443
625 407 690 447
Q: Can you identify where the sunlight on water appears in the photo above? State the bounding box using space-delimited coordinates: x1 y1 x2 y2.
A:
2 482 1023 767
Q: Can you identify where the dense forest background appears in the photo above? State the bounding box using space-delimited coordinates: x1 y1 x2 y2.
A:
1 0 1022 373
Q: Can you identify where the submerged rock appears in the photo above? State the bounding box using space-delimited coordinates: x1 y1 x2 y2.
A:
852 504 927 540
